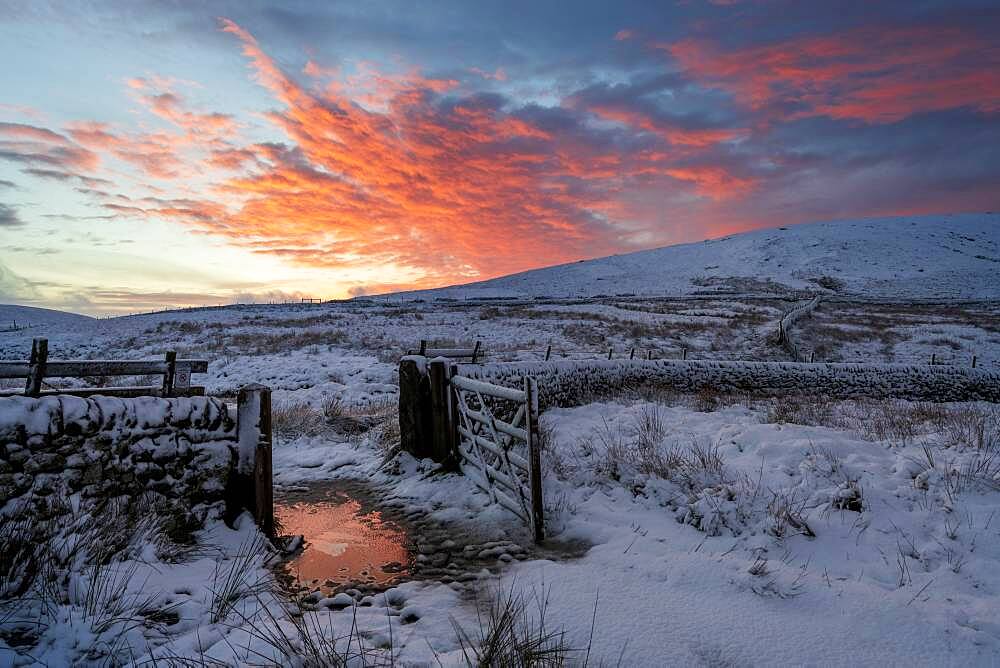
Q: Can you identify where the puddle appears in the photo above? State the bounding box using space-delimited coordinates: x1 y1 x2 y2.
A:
275 484 413 593
274 479 584 598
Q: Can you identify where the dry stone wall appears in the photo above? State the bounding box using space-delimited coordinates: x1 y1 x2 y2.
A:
0 394 238 525
455 359 1000 409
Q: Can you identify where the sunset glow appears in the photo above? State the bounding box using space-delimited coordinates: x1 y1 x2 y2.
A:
1 1 998 313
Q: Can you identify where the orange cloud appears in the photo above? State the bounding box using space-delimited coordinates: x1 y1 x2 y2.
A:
664 166 754 198
587 104 745 148
667 25 1000 123
184 19 648 284
67 120 188 180
0 121 100 171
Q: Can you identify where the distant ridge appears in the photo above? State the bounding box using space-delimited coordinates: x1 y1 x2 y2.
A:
384 213 1000 301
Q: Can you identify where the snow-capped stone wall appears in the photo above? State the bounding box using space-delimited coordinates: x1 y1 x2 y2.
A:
455 359 1000 409
0 394 238 523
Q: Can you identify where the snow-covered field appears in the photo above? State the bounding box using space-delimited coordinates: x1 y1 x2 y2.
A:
4 215 1000 665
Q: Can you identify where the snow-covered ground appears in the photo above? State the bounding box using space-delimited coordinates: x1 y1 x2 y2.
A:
4 214 1000 665
3 294 999 665
389 213 1000 301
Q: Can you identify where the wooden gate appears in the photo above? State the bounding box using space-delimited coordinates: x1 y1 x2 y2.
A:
449 373 544 542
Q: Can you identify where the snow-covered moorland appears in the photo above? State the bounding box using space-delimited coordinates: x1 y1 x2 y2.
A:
3 214 1000 665
390 213 1000 301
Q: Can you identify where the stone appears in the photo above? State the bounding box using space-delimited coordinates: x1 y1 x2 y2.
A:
81 463 103 485
23 452 65 474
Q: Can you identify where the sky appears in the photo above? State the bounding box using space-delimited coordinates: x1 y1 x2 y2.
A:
0 0 998 315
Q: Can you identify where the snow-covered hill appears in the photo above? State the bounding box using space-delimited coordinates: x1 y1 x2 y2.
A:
0 304 95 330
387 213 1000 301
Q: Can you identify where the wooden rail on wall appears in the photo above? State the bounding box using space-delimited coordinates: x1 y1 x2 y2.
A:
0 337 208 398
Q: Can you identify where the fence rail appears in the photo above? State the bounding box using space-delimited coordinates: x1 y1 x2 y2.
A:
407 340 482 361
0 337 208 398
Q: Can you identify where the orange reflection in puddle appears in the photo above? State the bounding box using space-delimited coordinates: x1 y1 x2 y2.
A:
275 493 411 589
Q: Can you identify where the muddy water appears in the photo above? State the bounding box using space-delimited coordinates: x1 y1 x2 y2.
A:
275 483 413 592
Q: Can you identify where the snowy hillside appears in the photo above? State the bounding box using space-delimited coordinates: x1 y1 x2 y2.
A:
387 213 1000 301
0 304 95 329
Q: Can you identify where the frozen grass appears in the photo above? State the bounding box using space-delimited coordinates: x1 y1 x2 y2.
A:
227 590 395 667
764 397 1000 447
272 396 348 439
0 491 272 664
450 581 578 667
209 533 271 623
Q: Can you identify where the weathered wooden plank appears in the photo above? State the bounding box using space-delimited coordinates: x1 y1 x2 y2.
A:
492 486 529 521
525 376 545 543
476 462 523 498
0 362 31 378
0 359 207 378
450 374 526 402
464 461 527 519
457 425 529 472
0 385 206 398
460 406 528 441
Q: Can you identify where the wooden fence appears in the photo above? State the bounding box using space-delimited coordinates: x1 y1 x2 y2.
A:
407 340 483 362
0 337 208 398
401 340 690 363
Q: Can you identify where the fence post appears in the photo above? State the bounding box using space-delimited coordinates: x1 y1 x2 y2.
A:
607 346 613 360
931 353 937 365
524 376 544 543
428 359 454 464
471 341 481 364
24 338 48 397
419 340 427 356
972 356 977 368
682 347 687 361
234 384 274 535
399 357 433 459
630 348 635 359
448 364 461 465
544 345 551 361
162 351 177 397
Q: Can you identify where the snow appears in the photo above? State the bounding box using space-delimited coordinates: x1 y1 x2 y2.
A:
387 213 1000 301
508 400 1000 664
0 304 95 330
3 213 1000 664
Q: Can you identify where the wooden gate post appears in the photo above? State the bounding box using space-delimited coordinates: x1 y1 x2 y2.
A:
24 338 48 397
428 359 455 464
399 357 433 459
524 376 545 543
235 384 273 535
